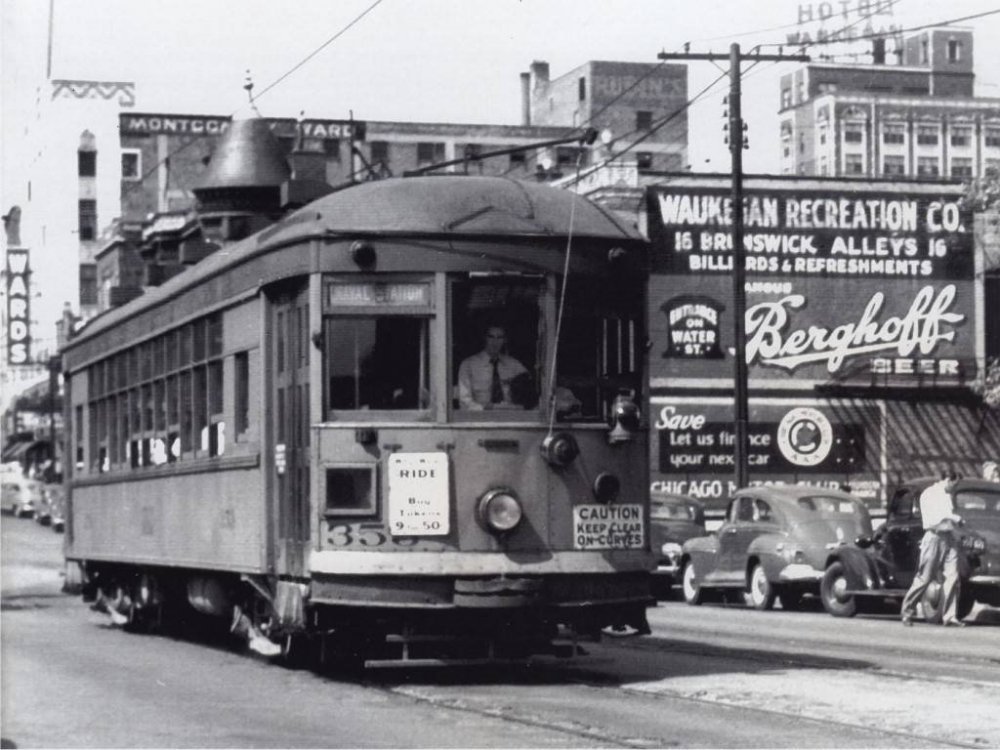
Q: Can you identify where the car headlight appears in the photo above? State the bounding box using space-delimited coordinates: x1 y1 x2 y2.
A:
477 488 523 534
660 542 682 560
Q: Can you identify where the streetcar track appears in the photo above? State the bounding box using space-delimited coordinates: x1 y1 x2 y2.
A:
383 684 672 748
606 634 1000 690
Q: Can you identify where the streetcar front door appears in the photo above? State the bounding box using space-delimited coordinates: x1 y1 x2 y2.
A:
270 285 311 576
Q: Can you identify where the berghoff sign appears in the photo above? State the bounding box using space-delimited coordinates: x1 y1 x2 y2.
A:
745 284 964 373
647 186 972 280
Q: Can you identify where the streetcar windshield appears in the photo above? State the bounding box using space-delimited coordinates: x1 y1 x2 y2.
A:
324 317 430 412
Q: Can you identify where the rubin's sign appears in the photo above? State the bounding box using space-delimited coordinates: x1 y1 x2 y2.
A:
6 247 30 365
646 179 975 385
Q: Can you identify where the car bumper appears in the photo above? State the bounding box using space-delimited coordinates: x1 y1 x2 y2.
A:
969 574 1000 585
778 563 824 582
654 561 680 579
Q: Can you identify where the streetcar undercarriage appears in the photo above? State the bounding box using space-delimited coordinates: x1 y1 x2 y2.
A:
76 562 651 668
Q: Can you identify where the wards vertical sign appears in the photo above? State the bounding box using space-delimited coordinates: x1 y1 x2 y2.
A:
6 248 31 364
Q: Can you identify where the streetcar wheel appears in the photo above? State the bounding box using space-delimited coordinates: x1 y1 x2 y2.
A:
820 562 857 618
681 560 703 606
745 563 776 610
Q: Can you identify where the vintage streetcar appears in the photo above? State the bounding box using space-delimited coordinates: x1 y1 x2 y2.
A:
61 172 653 667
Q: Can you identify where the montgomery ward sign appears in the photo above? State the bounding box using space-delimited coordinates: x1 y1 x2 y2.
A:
646 178 976 387
120 114 364 141
6 247 30 365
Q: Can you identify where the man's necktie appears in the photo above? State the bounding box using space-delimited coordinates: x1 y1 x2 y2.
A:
490 358 503 403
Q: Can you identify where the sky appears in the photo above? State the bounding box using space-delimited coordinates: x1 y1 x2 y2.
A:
4 0 1000 355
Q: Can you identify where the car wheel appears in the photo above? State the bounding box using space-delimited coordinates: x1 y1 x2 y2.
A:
746 563 776 611
820 561 858 618
681 560 703 606
778 589 804 611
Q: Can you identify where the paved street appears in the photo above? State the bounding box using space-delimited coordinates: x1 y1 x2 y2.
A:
3 516 998 748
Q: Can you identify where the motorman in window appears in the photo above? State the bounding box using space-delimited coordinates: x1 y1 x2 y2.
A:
457 324 529 410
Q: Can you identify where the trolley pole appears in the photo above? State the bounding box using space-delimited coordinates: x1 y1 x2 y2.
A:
658 43 808 490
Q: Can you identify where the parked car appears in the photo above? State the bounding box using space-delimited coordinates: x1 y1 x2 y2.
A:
1 475 44 518
820 476 1000 620
45 484 66 532
681 485 872 610
649 492 705 597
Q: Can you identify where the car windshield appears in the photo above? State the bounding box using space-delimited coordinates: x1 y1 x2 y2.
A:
651 501 697 521
797 496 857 514
955 490 1000 515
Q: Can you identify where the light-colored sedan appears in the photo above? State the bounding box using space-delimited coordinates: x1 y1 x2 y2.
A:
681 485 872 610
2 476 44 518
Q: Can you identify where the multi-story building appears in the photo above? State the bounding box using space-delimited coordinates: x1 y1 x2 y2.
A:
525 60 688 173
778 27 1000 180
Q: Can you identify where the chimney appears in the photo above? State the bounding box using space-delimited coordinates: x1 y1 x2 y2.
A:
520 72 531 125
872 38 886 65
530 60 550 93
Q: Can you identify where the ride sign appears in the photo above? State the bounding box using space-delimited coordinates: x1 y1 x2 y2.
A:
387 452 450 536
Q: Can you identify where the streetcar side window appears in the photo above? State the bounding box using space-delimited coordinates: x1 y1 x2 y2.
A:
324 317 430 413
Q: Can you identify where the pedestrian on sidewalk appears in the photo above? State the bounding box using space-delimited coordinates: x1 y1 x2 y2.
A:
900 472 966 627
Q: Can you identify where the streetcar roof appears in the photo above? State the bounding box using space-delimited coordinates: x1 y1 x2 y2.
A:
66 176 643 351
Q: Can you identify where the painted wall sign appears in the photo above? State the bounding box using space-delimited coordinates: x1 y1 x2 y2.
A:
6 248 30 365
647 186 972 279
650 398 880 513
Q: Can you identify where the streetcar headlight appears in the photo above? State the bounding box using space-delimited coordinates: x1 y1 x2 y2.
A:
592 472 621 503
608 394 640 444
540 432 579 467
477 488 523 534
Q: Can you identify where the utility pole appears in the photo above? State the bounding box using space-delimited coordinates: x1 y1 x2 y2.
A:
658 43 808 489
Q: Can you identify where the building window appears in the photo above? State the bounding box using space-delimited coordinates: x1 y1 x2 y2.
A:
121 149 141 180
985 158 1000 176
508 150 526 168
636 152 653 169
781 87 792 109
416 142 445 165
79 264 98 306
951 128 972 147
819 156 828 176
883 155 906 175
578 76 586 101
78 199 97 241
917 126 939 146
78 150 96 177
921 38 929 64
556 146 584 168
369 141 388 164
844 153 865 174
323 139 341 161
636 110 653 131
948 39 962 63
882 125 905 145
951 157 974 178
917 157 940 176
844 126 864 144
796 79 805 103
985 129 1000 148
